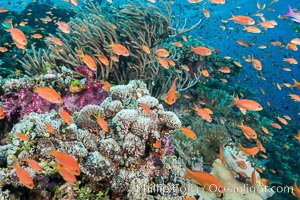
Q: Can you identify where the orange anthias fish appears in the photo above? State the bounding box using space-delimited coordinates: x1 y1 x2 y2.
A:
55 164 77 185
236 122 257 140
9 25 27 49
219 146 225 165
293 79 300 89
70 0 78 6
184 167 224 194
179 127 197 140
252 170 257 185
140 103 151 116
231 97 263 115
192 104 212 122
16 133 29 141
57 21 71 34
44 122 55 134
34 87 63 104
141 44 150 54
240 144 259 156
9 160 34 189
210 0 225 4
229 14 255 25
295 130 300 143
23 158 43 173
111 43 129 56
49 141 80 175
164 78 179 105
102 81 111 92
292 181 300 199
59 109 73 125
191 46 212 56
0 106 5 119
155 48 170 57
79 51 97 71
96 114 109 132
96 53 110 66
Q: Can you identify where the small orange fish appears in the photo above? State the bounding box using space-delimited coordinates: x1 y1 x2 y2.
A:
277 116 288 125
96 53 109 66
55 164 77 185
172 42 183 47
57 21 70 34
111 43 129 56
202 7 210 18
286 43 298 51
9 160 34 189
236 160 247 169
236 122 257 140
261 126 269 134
236 39 249 47
293 181 300 199
270 122 282 129
102 81 111 92
261 178 270 186
141 44 150 54
210 0 225 4
240 144 259 156
252 170 257 185
70 0 78 6
289 93 300 102
295 130 300 143
79 50 97 71
251 56 262 70
44 122 55 134
244 26 261 33
23 158 43 173
34 87 63 104
184 167 224 194
164 78 179 105
192 104 212 123
229 14 255 25
140 103 151 116
96 114 109 132
157 57 169 69
49 141 80 175
201 69 210 77
191 46 211 56
59 109 73 125
232 97 263 115
256 139 266 153
293 79 300 89
155 48 170 57
219 146 225 165
179 127 197 140
16 133 29 141
0 106 5 119
9 25 27 49
152 139 161 148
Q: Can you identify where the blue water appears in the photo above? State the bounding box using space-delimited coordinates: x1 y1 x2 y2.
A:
0 0 299 118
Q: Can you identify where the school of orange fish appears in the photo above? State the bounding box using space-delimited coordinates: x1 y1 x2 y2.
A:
0 0 299 198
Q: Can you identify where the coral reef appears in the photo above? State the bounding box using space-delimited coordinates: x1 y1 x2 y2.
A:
0 80 183 198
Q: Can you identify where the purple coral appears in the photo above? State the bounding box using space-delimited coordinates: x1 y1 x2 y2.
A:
1 88 58 121
162 134 175 155
1 66 108 121
63 65 108 112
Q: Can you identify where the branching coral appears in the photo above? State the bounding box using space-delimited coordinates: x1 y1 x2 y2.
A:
20 0 203 99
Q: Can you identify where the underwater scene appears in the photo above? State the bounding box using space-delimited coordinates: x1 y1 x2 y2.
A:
0 0 299 199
